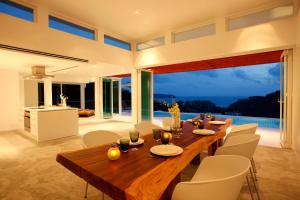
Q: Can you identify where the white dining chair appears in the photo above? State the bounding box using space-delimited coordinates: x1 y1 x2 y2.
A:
82 130 121 199
225 123 259 174
162 117 172 129
215 134 261 200
172 155 251 200
229 123 258 137
134 121 162 135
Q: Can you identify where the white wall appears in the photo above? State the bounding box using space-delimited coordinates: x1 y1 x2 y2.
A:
0 70 21 131
0 4 133 68
24 80 38 107
293 8 300 155
135 17 297 67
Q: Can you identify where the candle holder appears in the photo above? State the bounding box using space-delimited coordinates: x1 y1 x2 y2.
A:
161 132 170 144
192 119 204 129
206 113 213 121
107 144 121 160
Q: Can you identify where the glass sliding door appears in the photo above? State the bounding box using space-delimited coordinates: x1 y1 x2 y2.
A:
141 71 152 121
280 50 293 148
103 78 112 118
113 80 120 114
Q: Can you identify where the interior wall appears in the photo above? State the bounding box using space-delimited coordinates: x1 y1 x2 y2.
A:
293 8 300 156
0 70 20 131
135 17 297 68
24 80 38 107
0 4 133 68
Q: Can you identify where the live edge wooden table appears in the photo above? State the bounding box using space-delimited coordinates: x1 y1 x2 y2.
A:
56 119 232 200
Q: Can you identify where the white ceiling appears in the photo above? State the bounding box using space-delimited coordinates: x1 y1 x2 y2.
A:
31 0 287 41
0 49 132 81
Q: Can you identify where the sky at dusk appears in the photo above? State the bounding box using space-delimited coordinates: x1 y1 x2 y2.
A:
122 63 280 97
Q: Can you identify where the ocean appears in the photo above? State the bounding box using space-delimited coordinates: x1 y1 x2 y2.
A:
154 95 248 108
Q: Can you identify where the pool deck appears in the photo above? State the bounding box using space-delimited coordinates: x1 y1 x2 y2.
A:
79 116 281 148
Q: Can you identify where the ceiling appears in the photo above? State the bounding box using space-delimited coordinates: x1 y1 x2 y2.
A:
0 49 132 81
31 0 287 41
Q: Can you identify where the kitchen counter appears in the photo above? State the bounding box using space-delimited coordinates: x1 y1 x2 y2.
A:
24 106 77 112
24 107 78 142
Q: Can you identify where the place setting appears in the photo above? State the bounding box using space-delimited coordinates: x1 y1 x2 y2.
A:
117 130 145 152
150 129 184 157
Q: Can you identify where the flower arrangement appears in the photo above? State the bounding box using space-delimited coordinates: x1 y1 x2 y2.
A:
167 103 181 128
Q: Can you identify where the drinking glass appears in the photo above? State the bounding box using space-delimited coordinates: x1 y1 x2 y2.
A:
152 129 161 141
129 130 139 151
120 138 130 152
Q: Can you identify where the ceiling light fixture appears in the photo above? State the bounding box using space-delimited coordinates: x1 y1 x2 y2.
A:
134 11 140 15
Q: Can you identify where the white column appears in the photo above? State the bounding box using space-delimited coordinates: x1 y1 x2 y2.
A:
94 77 103 119
43 77 52 106
131 69 139 124
80 84 86 109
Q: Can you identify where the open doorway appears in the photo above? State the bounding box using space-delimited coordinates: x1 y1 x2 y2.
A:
153 63 281 147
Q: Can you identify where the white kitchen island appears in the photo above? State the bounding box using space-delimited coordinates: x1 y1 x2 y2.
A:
24 107 78 142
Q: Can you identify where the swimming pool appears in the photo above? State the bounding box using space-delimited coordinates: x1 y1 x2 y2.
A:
154 111 280 129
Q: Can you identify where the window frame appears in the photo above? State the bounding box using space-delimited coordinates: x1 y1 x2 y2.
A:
104 34 131 51
0 0 36 22
48 14 97 40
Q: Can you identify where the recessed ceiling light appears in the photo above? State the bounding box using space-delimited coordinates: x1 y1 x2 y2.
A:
134 11 140 15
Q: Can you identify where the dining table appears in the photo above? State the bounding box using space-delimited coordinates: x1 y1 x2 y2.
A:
56 118 232 200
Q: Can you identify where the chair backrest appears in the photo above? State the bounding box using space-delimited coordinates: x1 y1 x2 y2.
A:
231 123 258 135
134 121 161 135
162 117 172 128
216 134 260 160
82 130 121 148
225 123 258 141
172 155 250 200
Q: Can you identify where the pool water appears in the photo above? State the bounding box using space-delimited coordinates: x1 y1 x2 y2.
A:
154 111 280 129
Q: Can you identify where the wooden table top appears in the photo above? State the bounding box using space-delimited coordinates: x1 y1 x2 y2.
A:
56 119 231 200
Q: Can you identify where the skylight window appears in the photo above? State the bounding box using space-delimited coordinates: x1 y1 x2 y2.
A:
228 5 294 31
137 37 165 51
48 15 95 40
104 35 131 51
174 24 216 43
0 0 34 22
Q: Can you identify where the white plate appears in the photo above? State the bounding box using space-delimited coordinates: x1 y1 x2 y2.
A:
117 138 144 146
193 129 215 135
187 119 203 122
209 120 226 125
150 145 183 156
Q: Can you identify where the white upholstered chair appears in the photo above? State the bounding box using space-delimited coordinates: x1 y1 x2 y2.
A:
172 155 250 200
82 130 121 199
228 123 258 137
215 134 261 200
134 121 162 135
225 123 259 174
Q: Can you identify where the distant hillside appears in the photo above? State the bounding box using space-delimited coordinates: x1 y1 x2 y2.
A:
227 90 280 118
153 90 280 118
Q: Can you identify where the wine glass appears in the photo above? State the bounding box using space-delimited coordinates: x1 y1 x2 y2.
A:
129 130 139 151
